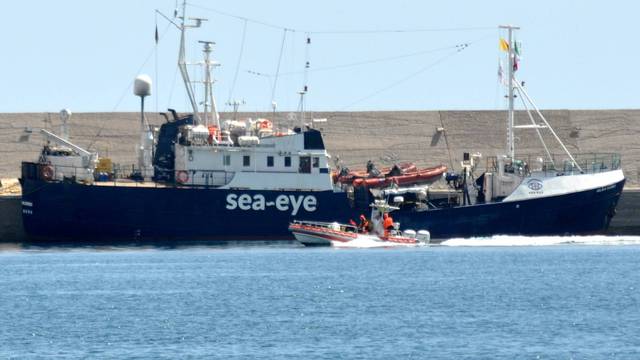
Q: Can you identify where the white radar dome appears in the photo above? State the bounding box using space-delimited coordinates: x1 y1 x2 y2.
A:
134 74 152 97
60 109 71 121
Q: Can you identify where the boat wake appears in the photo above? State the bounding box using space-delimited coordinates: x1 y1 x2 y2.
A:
439 235 640 247
331 238 427 249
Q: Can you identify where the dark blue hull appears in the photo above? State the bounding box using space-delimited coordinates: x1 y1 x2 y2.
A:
395 179 626 239
19 177 625 244
20 179 356 243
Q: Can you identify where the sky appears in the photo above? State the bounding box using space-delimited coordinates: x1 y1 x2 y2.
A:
2 0 639 113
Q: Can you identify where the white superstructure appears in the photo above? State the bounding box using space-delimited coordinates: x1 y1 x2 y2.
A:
173 126 333 190
167 5 333 191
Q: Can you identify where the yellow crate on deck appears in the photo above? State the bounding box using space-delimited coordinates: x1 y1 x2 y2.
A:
96 158 113 173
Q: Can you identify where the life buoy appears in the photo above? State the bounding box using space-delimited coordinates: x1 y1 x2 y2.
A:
176 170 189 184
40 165 54 180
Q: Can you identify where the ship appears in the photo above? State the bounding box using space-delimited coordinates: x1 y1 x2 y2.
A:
355 25 625 239
19 7 624 244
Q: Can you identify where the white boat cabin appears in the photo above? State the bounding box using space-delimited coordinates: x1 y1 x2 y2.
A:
173 119 333 191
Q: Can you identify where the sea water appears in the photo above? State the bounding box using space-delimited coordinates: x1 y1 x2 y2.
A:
1 236 640 359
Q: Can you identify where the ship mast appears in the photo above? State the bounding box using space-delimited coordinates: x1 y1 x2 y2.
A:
500 24 519 160
177 1 205 124
199 40 220 128
499 24 582 172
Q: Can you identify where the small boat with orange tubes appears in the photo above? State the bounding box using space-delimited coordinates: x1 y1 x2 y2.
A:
289 201 431 247
333 162 418 183
351 164 447 188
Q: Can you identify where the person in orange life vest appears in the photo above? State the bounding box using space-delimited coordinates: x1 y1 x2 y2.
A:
358 214 370 233
383 213 394 237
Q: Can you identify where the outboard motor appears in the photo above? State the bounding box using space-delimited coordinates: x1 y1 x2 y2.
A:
402 229 417 238
416 230 431 244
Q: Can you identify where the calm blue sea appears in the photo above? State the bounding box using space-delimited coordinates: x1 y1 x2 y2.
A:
1 237 640 359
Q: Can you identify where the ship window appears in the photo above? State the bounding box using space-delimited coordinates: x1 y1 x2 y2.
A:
223 154 231 166
284 156 291 167
312 157 320 168
243 155 250 167
299 156 311 174
267 156 274 167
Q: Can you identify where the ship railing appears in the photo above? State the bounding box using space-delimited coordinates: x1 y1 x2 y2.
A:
171 169 236 187
20 162 238 189
21 162 94 183
486 152 621 177
21 162 136 184
109 165 236 188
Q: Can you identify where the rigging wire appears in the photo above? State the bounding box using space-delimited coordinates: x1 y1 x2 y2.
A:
245 41 474 107
270 29 288 107
167 59 181 107
188 2 291 32
87 19 173 151
331 46 467 113
227 19 248 106
187 2 493 35
514 85 554 163
436 112 455 170
310 26 497 34
273 43 467 77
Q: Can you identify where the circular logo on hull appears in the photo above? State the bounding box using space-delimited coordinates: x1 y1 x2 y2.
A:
527 179 543 191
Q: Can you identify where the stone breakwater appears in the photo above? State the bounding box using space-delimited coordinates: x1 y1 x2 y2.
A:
1 109 639 241
1 110 639 185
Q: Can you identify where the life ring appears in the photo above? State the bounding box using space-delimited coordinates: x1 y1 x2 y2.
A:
176 170 189 184
40 165 54 180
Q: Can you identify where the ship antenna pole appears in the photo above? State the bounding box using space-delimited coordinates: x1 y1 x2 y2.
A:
199 40 220 128
297 34 311 129
226 99 245 121
499 24 519 160
177 1 205 124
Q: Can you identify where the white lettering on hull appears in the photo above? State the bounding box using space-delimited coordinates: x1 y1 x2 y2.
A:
226 194 317 215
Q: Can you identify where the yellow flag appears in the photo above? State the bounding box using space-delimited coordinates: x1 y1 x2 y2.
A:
499 38 509 52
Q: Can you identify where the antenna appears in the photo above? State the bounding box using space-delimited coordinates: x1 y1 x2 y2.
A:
134 74 152 123
59 109 71 140
297 35 312 129
134 74 153 179
271 101 278 127
297 88 307 129
198 40 220 127
226 99 246 121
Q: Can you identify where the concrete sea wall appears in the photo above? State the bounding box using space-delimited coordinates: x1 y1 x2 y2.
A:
1 109 638 241
1 109 639 184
